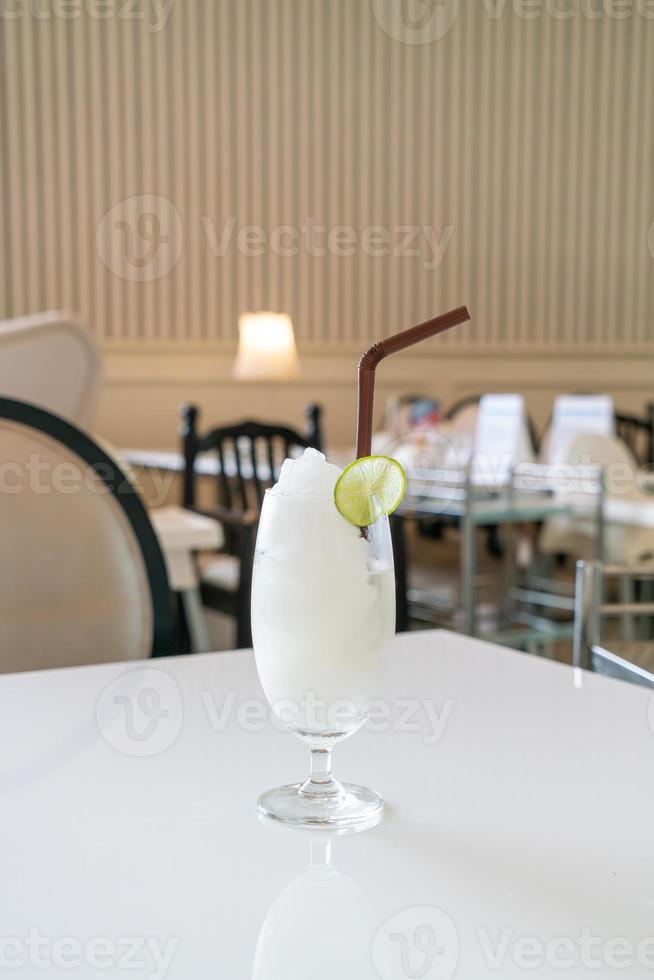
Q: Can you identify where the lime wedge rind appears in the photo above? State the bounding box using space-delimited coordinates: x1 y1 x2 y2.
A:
334 455 407 528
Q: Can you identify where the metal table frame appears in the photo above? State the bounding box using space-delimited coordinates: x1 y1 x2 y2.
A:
400 464 605 645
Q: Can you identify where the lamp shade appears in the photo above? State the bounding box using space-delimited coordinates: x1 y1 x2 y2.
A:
233 312 301 381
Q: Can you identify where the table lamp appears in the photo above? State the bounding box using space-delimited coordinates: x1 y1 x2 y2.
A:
233 312 301 380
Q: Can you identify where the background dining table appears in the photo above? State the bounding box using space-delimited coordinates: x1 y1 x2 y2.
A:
0 630 651 978
149 505 223 653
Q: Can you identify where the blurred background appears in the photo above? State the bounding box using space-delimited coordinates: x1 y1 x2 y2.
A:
2 0 654 674
1 1 653 448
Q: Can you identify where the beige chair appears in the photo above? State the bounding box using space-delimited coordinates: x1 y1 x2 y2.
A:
0 311 102 428
540 433 654 566
0 398 174 673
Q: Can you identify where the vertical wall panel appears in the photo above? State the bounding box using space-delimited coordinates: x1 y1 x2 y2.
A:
0 0 652 350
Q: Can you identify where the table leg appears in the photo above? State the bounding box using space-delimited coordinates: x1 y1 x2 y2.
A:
500 519 517 631
595 472 606 563
462 500 476 636
180 587 212 654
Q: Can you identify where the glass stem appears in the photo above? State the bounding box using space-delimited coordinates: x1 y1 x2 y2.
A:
299 748 342 799
310 747 333 785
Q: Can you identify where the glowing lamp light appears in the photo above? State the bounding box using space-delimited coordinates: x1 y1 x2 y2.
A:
233 312 301 381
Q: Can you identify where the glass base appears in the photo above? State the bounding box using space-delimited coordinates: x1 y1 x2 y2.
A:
258 781 384 834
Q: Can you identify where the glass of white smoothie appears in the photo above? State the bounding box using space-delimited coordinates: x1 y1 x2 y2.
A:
252 448 395 831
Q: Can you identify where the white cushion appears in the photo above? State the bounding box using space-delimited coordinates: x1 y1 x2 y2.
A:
198 553 241 593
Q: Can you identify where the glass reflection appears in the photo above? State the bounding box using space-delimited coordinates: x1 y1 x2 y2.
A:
253 831 378 979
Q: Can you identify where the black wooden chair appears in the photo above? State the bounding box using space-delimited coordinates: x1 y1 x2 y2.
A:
180 404 323 649
443 392 482 423
616 403 654 468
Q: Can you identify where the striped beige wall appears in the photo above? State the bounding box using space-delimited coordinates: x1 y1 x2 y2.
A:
1 0 653 351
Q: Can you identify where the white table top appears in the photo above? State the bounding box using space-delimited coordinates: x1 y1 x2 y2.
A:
149 504 223 552
123 448 192 473
0 630 652 978
604 496 654 528
124 448 272 480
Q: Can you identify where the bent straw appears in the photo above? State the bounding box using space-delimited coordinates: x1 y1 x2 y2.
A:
356 305 471 458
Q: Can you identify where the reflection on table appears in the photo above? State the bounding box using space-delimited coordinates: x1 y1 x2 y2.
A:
253 829 377 980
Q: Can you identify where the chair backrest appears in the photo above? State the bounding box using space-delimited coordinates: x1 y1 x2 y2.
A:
180 404 323 512
573 560 654 687
0 312 102 428
543 394 615 465
444 393 481 422
0 398 174 672
615 403 654 468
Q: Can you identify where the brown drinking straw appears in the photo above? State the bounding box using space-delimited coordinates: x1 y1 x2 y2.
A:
356 306 471 459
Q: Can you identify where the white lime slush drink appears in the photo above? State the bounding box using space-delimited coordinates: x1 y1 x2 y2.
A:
252 448 399 831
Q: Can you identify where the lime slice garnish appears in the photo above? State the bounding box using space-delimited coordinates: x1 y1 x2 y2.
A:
334 455 407 527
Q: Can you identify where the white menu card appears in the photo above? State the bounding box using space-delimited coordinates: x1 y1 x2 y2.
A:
547 395 615 464
471 394 534 486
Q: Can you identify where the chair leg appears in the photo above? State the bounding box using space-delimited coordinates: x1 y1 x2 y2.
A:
180 587 212 653
573 560 602 671
486 525 503 559
642 578 654 640
236 524 256 649
172 592 191 655
391 514 409 633
618 577 636 642
236 617 252 651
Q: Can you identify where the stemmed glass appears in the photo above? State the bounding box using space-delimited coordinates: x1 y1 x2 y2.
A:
251 486 395 832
